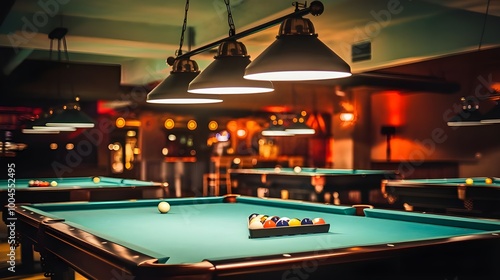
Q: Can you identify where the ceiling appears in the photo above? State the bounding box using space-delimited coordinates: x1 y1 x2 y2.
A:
1 0 500 112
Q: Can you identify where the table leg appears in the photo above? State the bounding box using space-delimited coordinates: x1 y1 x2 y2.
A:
20 235 35 271
40 251 75 280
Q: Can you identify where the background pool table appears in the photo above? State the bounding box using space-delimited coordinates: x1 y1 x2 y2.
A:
0 176 168 272
0 176 168 204
228 167 398 206
382 177 500 218
11 195 500 280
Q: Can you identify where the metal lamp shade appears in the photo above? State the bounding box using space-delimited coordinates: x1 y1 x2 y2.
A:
188 40 274 94
244 17 351 81
447 110 486 127
46 107 95 128
147 58 223 104
285 121 315 135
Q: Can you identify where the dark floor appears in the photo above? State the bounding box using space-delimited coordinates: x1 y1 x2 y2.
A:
0 241 87 280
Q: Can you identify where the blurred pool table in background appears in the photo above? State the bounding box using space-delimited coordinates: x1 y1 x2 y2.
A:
228 167 397 206
1 176 168 271
382 177 500 217
10 195 500 279
0 176 168 204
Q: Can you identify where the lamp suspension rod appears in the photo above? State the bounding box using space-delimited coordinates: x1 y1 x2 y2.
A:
177 1 323 60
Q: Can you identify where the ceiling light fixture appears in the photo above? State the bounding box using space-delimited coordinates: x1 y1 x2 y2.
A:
46 98 95 128
285 113 316 134
447 97 486 127
285 86 315 135
146 0 222 104
244 1 351 81
43 27 95 128
33 112 76 132
177 1 345 82
188 0 273 94
262 115 294 136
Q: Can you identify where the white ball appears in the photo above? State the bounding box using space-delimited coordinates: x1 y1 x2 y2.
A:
158 201 171 213
249 219 264 229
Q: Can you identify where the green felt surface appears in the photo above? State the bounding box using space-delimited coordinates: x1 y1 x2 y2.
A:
25 196 500 265
0 176 157 190
392 177 500 187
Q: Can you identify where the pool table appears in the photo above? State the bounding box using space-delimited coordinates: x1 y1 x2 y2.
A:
0 176 168 204
228 167 397 205
0 176 168 271
382 177 500 217
10 195 500 280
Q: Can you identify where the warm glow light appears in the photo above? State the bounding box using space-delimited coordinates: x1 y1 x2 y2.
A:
125 120 141 127
164 119 175 129
189 87 273 94
340 112 355 122
385 91 404 126
236 129 247 138
116 117 126 128
245 71 351 81
127 130 136 137
162 148 169 155
50 143 58 150
66 143 74 150
208 121 218 130
168 134 177 141
187 120 197 130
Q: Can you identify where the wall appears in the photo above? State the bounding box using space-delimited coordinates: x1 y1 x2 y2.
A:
369 49 500 177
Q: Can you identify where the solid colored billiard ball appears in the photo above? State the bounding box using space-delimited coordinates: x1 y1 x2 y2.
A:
485 178 493 184
465 178 474 185
50 181 58 187
289 218 301 226
301 218 313 225
92 176 101 184
312 218 325 225
157 201 171 214
263 220 277 228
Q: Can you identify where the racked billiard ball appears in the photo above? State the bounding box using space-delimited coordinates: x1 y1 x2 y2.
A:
249 219 264 229
263 220 277 228
301 218 313 225
266 216 280 223
312 218 325 225
276 219 289 227
248 213 259 221
289 218 301 226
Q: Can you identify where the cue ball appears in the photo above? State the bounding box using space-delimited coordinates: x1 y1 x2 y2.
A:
92 176 101 184
485 178 493 184
50 181 58 187
293 166 302 173
158 201 171 213
465 178 474 185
